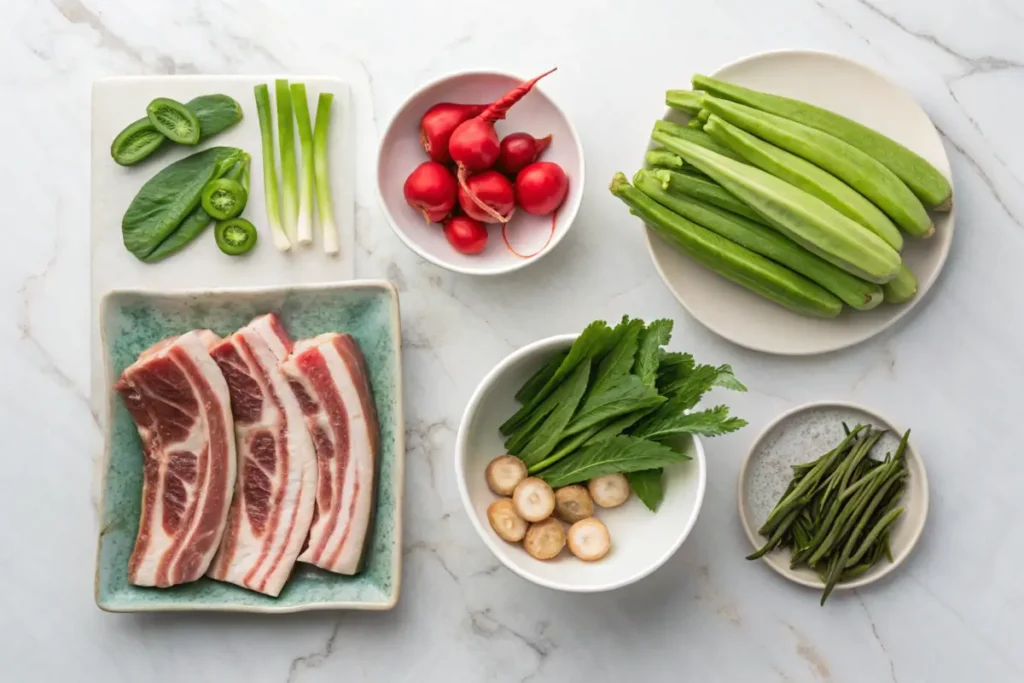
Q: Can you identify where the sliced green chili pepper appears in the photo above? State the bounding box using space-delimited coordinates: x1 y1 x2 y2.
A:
146 97 201 145
201 178 248 220
111 117 166 165
215 217 257 255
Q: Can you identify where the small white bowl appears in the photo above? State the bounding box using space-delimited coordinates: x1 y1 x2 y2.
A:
377 70 584 275
739 401 928 593
455 334 707 592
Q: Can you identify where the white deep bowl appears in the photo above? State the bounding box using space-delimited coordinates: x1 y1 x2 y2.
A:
455 334 707 592
377 70 584 275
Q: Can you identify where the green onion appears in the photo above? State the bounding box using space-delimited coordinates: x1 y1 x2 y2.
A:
313 93 339 255
290 83 316 246
275 79 299 242
253 84 290 251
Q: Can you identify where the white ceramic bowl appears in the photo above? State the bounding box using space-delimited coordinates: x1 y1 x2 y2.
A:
377 70 584 275
643 49 954 355
738 401 928 592
455 334 707 592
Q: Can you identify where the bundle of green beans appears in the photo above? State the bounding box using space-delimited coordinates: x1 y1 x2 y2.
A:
748 424 909 605
609 75 956 317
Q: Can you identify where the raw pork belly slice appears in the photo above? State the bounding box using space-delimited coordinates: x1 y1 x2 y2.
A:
207 314 318 597
282 333 379 575
115 330 237 588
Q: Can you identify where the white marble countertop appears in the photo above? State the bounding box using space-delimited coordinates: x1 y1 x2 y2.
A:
5 0 1024 680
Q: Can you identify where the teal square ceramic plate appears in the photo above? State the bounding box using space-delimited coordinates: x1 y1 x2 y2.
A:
96 281 404 613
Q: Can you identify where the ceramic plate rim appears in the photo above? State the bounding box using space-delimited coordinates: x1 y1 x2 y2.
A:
376 69 586 276
642 48 955 355
737 400 929 591
454 333 708 593
95 279 405 613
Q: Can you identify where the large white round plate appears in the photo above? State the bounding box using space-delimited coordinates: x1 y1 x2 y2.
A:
644 50 954 355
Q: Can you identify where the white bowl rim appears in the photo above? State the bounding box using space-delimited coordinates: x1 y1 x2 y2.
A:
376 69 586 276
737 399 930 591
642 47 955 355
454 333 708 592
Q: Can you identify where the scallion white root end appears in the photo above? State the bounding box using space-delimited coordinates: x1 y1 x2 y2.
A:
291 83 316 247
275 79 299 243
313 92 340 255
254 84 291 252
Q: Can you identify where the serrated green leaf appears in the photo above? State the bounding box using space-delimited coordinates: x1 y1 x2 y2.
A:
515 351 568 404
588 317 644 398
563 374 666 439
713 365 747 392
537 435 690 488
628 469 664 511
632 405 747 440
656 351 694 392
506 359 592 455
634 319 673 388
518 360 591 467
500 320 613 435
659 363 738 411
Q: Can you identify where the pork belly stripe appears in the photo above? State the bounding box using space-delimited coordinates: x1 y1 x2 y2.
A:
116 331 236 588
207 314 317 597
283 333 379 576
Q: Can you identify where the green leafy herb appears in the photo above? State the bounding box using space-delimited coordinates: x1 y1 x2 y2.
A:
144 156 248 262
519 360 592 467
528 408 651 475
587 317 644 398
502 315 747 512
564 374 665 438
505 366 578 454
633 404 747 440
515 351 568 404
500 320 614 434
122 146 245 260
633 319 673 387
627 469 664 511
537 436 690 488
659 363 743 411
656 351 694 392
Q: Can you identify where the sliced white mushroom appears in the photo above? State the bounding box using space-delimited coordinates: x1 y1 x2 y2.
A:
487 498 528 543
485 455 528 496
524 518 566 560
554 485 594 524
567 517 611 561
512 477 556 522
588 473 631 508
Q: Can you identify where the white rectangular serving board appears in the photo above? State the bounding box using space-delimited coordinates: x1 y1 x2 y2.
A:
91 75 356 417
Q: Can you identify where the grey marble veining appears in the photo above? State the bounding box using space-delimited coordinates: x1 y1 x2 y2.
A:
3 0 1024 681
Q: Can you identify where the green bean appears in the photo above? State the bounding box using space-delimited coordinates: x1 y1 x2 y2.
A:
847 508 904 565
747 507 801 560
759 426 865 534
807 461 899 567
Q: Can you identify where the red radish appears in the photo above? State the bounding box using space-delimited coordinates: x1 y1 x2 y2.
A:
515 161 568 216
403 161 457 223
449 68 556 175
458 170 516 224
444 216 488 254
419 102 486 163
497 133 552 175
